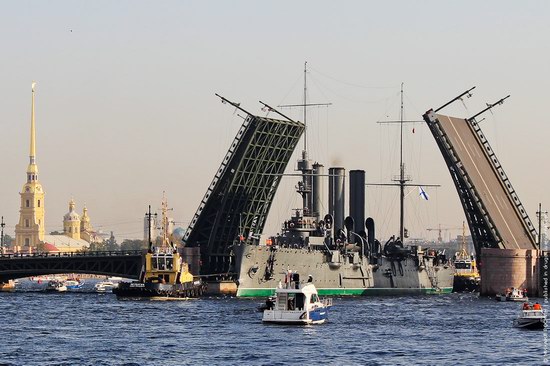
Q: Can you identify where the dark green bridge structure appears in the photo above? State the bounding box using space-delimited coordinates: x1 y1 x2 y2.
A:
0 251 143 282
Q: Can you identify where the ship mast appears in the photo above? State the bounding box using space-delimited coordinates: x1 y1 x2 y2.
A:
391 83 413 241
161 192 174 250
303 61 308 151
398 83 408 241
461 221 467 255
279 62 331 217
372 83 439 242
145 205 157 253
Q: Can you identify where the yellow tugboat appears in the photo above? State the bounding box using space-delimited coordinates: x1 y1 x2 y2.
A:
114 202 205 299
452 221 480 292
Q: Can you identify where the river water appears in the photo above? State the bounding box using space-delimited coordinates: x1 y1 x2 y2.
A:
0 279 547 365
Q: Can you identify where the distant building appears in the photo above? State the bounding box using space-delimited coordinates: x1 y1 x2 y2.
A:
43 234 88 253
63 199 81 240
13 83 100 253
42 199 101 252
80 205 102 243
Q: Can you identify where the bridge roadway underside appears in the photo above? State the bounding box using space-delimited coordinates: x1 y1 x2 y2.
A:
0 252 143 282
432 113 535 250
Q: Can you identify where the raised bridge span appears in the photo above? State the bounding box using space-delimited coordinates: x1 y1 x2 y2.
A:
423 89 538 256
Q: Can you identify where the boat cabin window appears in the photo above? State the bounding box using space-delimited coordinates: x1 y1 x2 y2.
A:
310 294 319 303
455 262 471 269
287 293 305 311
287 294 296 310
156 256 166 270
152 254 174 271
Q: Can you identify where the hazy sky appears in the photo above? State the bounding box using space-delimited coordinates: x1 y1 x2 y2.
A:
1 1 548 243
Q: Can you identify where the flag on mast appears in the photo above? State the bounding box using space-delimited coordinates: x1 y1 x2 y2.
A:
419 186 429 201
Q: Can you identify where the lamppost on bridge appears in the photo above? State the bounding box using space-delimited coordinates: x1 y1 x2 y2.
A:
1 216 5 255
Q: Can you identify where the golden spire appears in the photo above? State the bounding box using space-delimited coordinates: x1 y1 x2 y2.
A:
27 81 38 178
30 81 36 163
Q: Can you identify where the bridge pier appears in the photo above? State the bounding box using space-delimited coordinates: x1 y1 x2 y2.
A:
480 248 545 297
205 280 237 296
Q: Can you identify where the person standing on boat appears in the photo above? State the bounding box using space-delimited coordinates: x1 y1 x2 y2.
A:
533 302 542 310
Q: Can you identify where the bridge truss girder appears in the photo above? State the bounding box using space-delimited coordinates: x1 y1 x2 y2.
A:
0 253 143 282
423 109 537 256
183 114 304 277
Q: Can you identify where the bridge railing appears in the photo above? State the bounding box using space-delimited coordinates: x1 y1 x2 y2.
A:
0 250 144 259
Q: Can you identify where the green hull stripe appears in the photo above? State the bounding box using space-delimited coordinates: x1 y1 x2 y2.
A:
236 287 453 297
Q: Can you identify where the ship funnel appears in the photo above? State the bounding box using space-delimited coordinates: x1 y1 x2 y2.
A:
328 167 345 235
349 170 366 242
312 163 325 220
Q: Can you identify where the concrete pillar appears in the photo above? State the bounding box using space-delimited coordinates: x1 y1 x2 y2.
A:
480 248 541 296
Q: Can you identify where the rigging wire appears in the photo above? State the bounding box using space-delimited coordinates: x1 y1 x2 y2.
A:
308 74 398 104
308 65 398 90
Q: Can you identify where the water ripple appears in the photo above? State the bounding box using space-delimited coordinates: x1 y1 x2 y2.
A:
0 280 548 365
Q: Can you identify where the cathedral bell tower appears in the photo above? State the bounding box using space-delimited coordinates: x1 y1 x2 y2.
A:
15 82 45 249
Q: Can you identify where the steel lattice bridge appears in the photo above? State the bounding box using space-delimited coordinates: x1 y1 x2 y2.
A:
183 96 305 277
0 251 143 282
423 88 538 256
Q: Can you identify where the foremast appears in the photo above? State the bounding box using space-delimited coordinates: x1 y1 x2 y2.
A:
279 62 331 240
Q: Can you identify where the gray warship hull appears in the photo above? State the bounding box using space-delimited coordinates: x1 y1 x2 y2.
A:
234 244 454 297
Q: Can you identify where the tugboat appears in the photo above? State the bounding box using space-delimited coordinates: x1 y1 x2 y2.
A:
495 287 528 302
114 204 206 299
514 302 545 329
453 222 480 292
262 271 332 325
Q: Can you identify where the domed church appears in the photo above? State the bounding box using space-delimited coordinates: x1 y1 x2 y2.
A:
14 82 101 253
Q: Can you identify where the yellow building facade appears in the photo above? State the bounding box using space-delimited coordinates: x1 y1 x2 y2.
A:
15 82 45 248
63 199 81 240
14 83 100 253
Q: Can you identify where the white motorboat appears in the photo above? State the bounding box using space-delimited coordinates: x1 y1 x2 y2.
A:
514 307 545 330
495 287 528 302
94 281 118 293
65 278 84 290
262 272 332 325
46 279 67 292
